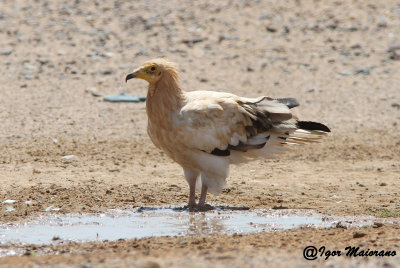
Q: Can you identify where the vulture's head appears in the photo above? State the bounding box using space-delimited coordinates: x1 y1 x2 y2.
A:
125 58 179 85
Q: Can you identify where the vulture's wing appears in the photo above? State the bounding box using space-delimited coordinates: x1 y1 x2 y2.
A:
174 91 323 157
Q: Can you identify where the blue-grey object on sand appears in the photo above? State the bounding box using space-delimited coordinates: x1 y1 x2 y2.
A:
103 92 146 103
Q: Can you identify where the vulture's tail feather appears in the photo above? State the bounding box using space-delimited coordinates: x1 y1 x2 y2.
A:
297 121 331 132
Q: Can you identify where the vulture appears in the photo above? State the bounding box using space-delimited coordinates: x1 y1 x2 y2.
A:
126 58 330 207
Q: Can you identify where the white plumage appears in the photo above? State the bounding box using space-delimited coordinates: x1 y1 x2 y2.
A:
126 59 330 207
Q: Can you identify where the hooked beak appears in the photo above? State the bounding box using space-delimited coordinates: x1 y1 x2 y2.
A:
125 73 136 83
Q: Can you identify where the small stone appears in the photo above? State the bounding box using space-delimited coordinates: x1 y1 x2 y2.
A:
247 67 255 72
265 26 277 32
23 62 35 70
21 72 33 80
353 232 367 238
339 70 352 76
0 49 12 56
3 200 16 204
5 206 15 212
61 155 75 159
391 103 400 109
335 222 347 229
86 87 102 97
257 60 268 69
272 205 288 209
388 46 400 60
218 35 229 42
102 70 114 75
379 182 387 186
354 68 370 75
104 52 114 58
45 206 61 212
350 44 362 49
373 222 384 228
283 25 290 34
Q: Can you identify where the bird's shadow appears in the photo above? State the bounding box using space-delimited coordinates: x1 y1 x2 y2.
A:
136 204 250 213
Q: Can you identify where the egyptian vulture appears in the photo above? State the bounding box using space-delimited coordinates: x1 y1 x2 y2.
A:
126 59 330 207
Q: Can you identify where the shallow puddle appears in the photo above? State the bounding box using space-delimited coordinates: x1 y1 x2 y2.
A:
0 206 377 247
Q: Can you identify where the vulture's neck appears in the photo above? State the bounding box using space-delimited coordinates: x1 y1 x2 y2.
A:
146 73 185 119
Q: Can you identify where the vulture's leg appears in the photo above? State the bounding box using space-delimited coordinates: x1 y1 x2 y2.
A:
198 184 208 207
183 169 199 207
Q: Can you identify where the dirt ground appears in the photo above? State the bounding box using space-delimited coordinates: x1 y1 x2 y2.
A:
0 0 400 267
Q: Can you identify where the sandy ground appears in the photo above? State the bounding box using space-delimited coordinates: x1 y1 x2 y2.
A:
0 0 400 267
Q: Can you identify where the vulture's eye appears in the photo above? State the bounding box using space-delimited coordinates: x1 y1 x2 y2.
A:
151 66 156 71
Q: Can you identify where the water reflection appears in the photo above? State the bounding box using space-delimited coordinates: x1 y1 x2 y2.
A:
0 206 377 247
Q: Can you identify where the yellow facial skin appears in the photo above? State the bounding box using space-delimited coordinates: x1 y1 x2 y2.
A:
126 64 161 83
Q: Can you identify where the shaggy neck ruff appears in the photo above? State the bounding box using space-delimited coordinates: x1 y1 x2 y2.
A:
146 69 185 122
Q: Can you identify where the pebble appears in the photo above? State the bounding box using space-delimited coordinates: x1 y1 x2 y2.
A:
0 49 12 56
3 200 16 204
21 72 33 79
61 155 75 159
88 54 105 61
57 50 67 55
372 222 384 228
335 222 347 229
104 52 114 58
5 206 15 212
388 46 400 60
265 26 277 33
283 25 290 34
339 70 352 76
102 70 114 75
23 62 35 70
391 103 400 109
354 68 370 75
353 232 367 238
45 206 61 212
86 87 102 97
182 37 206 45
